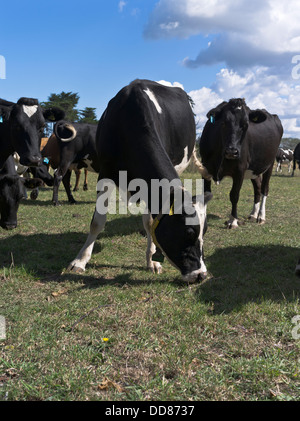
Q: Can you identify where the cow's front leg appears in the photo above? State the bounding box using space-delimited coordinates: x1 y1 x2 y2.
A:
142 212 162 274
227 176 243 229
249 176 262 222
67 208 107 273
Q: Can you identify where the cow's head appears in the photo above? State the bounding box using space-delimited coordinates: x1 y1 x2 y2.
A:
207 98 267 160
151 188 212 282
0 174 43 230
0 98 64 167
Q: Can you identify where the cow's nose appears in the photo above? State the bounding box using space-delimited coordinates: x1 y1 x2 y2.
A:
225 147 239 159
20 155 41 167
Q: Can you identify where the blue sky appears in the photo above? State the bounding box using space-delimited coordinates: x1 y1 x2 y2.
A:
1 0 300 137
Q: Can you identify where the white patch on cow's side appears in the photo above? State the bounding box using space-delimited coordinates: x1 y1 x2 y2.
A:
143 89 162 114
175 146 189 175
22 105 38 118
244 170 259 180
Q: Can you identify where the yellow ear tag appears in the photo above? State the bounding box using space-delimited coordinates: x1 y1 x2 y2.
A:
169 202 174 216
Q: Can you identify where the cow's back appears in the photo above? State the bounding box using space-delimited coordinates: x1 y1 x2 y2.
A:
96 79 195 183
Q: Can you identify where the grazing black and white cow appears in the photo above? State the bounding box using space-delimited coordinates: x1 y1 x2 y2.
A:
13 152 54 200
199 98 283 228
0 98 64 169
292 142 300 176
42 123 99 205
276 148 293 173
67 79 209 282
0 155 43 229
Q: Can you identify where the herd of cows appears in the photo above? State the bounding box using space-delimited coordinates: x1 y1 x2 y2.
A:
0 79 299 281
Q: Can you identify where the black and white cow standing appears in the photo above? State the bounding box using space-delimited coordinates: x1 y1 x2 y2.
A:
42 123 99 206
276 148 293 173
292 142 300 176
199 98 283 228
0 155 43 229
67 79 210 282
0 98 64 169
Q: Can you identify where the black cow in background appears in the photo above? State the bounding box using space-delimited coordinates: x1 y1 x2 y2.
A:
292 142 300 176
200 98 283 228
0 98 64 169
42 122 99 206
276 148 293 173
0 155 43 229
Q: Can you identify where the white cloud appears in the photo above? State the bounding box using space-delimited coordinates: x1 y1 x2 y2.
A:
118 1 126 13
144 0 300 71
188 68 300 137
145 0 300 138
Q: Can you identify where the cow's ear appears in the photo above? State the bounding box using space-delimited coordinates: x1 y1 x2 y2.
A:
21 178 44 189
43 107 65 122
207 101 228 121
249 110 267 124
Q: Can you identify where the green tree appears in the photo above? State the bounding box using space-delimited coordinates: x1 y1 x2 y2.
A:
78 107 98 124
41 91 80 122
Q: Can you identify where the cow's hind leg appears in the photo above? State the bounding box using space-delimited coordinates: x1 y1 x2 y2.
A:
62 170 77 204
142 212 162 274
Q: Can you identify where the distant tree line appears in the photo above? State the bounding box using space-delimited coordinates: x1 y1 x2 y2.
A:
41 91 98 137
280 138 300 149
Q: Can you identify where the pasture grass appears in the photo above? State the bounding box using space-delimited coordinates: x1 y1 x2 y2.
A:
0 164 299 401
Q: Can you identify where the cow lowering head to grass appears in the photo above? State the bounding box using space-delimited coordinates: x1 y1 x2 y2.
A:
199 98 283 228
67 79 209 282
0 98 65 169
0 155 43 229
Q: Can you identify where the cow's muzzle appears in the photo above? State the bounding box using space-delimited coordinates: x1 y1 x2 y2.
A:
225 147 239 160
20 155 42 167
182 269 207 284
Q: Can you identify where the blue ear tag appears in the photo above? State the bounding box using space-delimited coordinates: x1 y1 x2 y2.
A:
210 115 215 124
0 116 3 123
43 157 50 164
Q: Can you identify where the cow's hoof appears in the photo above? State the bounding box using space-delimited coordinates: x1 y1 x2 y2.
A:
248 215 257 222
257 218 265 225
53 201 61 207
83 184 88 191
225 221 239 229
69 199 77 205
295 264 300 277
67 262 85 273
149 262 162 274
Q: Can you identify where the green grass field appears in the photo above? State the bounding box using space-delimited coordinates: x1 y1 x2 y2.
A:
0 164 299 401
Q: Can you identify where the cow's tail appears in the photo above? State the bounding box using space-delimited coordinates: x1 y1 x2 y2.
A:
191 148 211 180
